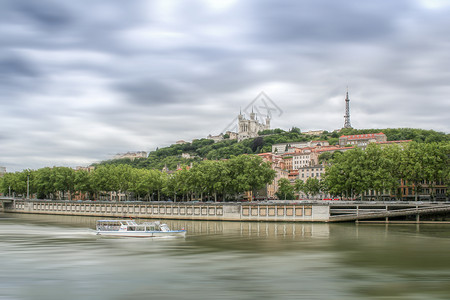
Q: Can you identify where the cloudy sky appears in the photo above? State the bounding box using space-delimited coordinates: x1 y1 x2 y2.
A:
1 0 449 172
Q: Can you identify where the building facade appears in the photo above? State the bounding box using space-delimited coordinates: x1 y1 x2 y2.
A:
339 132 387 148
257 153 288 199
114 151 148 160
238 110 270 141
297 165 326 182
0 166 6 177
272 141 329 154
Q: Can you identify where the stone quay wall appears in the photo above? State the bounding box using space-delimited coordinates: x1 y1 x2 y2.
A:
5 200 331 222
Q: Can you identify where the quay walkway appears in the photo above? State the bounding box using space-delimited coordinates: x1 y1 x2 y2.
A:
1 199 449 222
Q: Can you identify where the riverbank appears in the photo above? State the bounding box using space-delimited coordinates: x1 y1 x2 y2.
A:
2 199 449 223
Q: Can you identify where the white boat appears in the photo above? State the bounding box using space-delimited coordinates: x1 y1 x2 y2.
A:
96 219 186 238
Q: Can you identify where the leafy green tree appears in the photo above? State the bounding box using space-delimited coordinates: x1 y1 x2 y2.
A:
364 144 399 200
318 152 333 164
323 148 368 199
304 177 321 199
0 172 27 197
35 167 56 199
74 169 94 200
276 178 295 200
226 155 275 199
51 167 75 200
294 179 305 199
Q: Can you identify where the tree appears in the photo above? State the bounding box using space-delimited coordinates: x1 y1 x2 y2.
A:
276 178 294 200
323 148 368 199
294 179 305 199
51 167 75 200
226 155 275 199
318 152 333 164
35 168 56 199
364 144 399 200
304 177 321 199
74 169 94 200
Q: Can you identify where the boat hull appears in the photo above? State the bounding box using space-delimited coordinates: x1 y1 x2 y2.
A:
96 230 186 238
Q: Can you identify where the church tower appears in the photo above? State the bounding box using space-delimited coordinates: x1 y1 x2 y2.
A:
343 88 352 129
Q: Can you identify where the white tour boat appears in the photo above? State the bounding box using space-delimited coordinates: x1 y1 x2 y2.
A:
96 219 186 238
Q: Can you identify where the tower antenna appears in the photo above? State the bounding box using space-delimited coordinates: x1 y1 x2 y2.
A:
343 87 352 129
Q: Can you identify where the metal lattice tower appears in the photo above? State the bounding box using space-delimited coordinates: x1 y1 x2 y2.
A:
343 88 352 129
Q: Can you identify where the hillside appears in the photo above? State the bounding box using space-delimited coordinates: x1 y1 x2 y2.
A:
96 128 449 170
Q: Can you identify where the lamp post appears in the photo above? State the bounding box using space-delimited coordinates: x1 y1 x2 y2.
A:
27 174 30 200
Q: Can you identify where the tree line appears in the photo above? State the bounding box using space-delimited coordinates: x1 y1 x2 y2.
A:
0 155 275 202
322 142 448 200
97 127 448 171
275 141 449 201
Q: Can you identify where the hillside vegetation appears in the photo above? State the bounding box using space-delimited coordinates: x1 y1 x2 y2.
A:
96 128 449 170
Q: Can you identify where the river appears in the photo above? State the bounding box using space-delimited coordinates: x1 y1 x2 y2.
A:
0 213 449 300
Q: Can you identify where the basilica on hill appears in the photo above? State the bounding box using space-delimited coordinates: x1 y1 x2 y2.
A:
237 109 270 141
207 108 270 142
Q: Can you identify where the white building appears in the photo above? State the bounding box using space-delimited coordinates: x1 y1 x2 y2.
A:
272 140 329 154
114 151 147 160
238 109 270 141
298 165 326 182
0 166 6 177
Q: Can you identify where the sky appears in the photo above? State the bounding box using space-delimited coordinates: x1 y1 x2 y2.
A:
1 0 450 172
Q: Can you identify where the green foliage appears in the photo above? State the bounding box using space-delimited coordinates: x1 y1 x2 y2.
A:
304 178 321 198
276 178 295 200
3 154 275 202
95 128 448 173
339 128 449 143
323 142 449 199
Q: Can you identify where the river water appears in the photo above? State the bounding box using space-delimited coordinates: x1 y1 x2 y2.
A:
0 213 449 300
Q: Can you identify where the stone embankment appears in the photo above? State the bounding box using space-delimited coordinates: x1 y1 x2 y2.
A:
2 199 449 222
1 199 330 222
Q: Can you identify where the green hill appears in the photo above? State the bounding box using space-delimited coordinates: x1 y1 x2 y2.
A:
95 128 449 170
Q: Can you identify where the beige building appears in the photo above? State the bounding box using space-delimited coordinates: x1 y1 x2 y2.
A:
303 130 324 136
272 140 329 154
292 150 319 169
114 151 148 160
0 166 6 177
207 131 238 142
339 132 387 148
238 110 270 141
298 164 326 183
257 153 288 199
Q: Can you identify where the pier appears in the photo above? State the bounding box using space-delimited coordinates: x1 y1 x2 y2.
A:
1 198 449 222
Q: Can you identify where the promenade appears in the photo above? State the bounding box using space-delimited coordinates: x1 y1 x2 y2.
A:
2 199 449 222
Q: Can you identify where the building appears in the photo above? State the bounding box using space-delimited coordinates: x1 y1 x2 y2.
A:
114 151 148 160
207 131 238 142
303 130 324 136
256 153 288 199
292 148 319 169
75 166 95 173
339 132 387 148
238 109 270 141
0 166 6 177
297 164 326 183
272 140 329 154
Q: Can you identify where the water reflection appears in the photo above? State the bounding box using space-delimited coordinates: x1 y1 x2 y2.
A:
1 213 449 300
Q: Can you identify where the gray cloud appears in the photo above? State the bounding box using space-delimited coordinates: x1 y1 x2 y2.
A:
0 0 449 172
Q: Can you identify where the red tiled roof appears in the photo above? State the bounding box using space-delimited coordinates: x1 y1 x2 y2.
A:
340 132 385 139
376 140 412 144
